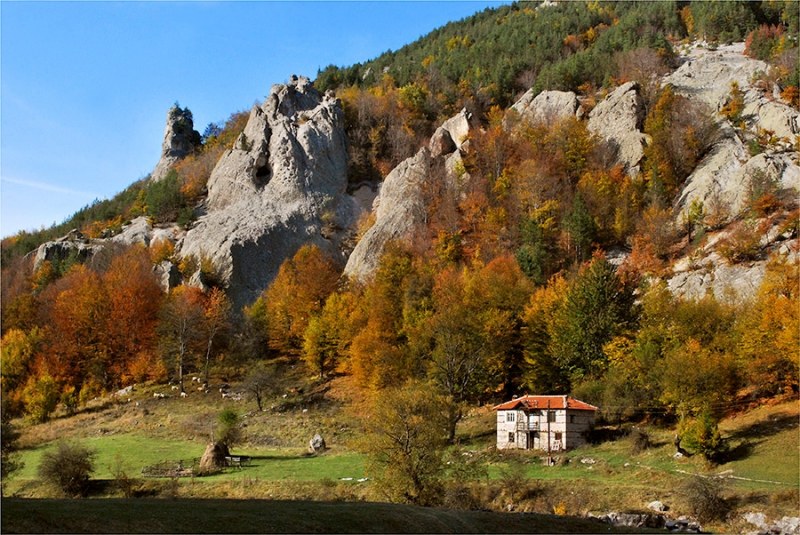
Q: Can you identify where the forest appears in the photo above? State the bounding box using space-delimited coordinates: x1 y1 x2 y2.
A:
2 0 799 487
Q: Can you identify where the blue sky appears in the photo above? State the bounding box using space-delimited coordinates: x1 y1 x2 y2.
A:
1 0 507 238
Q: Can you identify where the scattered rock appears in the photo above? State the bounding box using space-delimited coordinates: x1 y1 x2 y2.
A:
648 500 669 512
595 512 666 529
309 433 326 453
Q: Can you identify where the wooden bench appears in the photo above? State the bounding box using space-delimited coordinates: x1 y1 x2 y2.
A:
224 455 251 468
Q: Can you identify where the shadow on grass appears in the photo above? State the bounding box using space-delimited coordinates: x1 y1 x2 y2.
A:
727 412 798 441
717 439 757 464
457 429 495 446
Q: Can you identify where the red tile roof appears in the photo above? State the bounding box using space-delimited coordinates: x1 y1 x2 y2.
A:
493 395 598 412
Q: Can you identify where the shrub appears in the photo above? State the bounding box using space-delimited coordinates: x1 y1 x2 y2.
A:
215 409 241 452
717 221 762 263
679 408 728 463
150 239 176 264
681 475 729 522
630 427 652 454
38 441 96 497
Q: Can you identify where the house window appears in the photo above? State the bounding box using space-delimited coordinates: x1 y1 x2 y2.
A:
506 412 515 422
548 411 556 422
508 432 515 443
570 414 575 424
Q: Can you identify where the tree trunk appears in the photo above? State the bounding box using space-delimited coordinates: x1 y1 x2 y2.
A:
446 403 462 444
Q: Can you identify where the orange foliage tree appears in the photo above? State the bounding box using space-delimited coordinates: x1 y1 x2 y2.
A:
261 245 341 357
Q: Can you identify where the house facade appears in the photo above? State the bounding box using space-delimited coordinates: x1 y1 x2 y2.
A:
494 395 597 451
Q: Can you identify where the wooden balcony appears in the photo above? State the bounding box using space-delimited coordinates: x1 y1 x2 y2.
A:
516 421 539 432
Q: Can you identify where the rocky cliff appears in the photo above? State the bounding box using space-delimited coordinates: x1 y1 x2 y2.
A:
178 76 359 308
26 43 798 308
343 109 472 281
151 105 201 182
662 43 799 302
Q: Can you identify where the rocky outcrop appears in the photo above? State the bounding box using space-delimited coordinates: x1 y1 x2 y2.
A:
667 219 798 303
179 76 358 308
344 109 471 281
668 43 800 224
678 142 800 224
587 81 647 174
151 105 201 182
664 42 770 111
510 89 583 125
30 230 102 272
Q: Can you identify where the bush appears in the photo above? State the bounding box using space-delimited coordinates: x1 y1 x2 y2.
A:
681 475 729 522
215 409 241 452
38 441 96 497
629 427 652 454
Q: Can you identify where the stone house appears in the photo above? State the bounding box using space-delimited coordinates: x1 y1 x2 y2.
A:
494 395 598 451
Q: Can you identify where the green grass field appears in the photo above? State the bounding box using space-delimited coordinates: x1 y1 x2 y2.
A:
4 376 798 533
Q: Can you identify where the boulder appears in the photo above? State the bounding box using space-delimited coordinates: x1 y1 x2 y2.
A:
648 501 668 513
110 216 152 247
677 140 800 224
668 258 767 304
309 433 326 453
743 512 769 531
154 260 181 292
151 104 201 182
587 81 647 174
743 98 800 142
510 89 582 124
179 76 359 309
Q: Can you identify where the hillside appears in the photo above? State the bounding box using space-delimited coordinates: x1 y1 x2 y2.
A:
1 1 799 533
3 378 798 532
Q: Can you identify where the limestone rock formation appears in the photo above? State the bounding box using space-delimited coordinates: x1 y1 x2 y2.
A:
678 141 799 224
30 230 102 272
179 76 358 308
510 89 583 125
664 42 769 111
587 81 647 174
344 109 471 281
667 219 798 303
151 105 201 182
668 43 800 224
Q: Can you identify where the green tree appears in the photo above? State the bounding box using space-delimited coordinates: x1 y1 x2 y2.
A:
360 381 449 506
215 409 242 456
551 253 636 386
563 193 597 264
